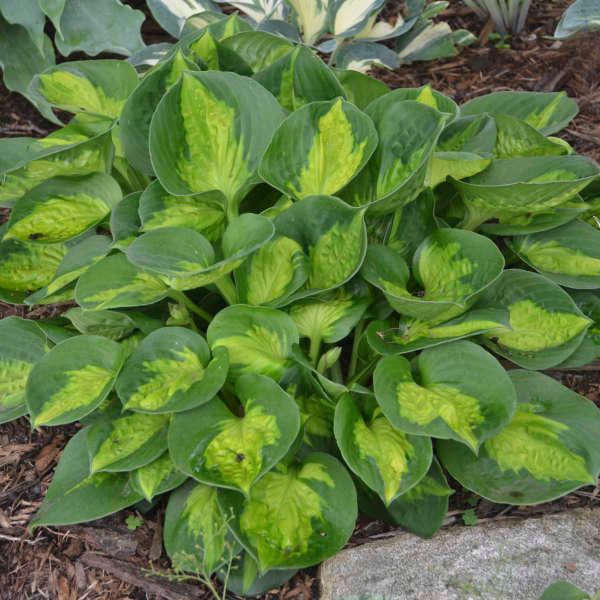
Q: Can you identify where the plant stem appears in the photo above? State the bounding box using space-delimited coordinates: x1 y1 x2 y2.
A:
215 275 237 305
347 357 378 387
348 319 365 379
309 335 322 366
169 291 212 323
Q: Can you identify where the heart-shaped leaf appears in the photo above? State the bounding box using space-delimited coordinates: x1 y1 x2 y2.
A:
129 451 187 502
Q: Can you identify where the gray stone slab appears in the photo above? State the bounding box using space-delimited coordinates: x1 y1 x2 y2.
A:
320 508 600 600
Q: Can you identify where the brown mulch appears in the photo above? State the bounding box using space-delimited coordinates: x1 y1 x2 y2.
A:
1 0 600 598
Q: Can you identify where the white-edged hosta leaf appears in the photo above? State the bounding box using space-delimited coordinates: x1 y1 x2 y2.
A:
169 374 300 494
355 11 415 41
334 394 432 505
75 253 170 310
110 192 142 249
29 428 142 529
333 68 389 110
0 317 48 424
374 340 517 452
26 334 125 427
86 411 170 472
286 0 328 44
477 269 592 370
509 219 600 289
218 452 357 571
129 451 187 502
116 327 227 413
328 0 384 38
163 480 240 575
223 0 285 22
397 21 458 62
30 60 139 118
438 370 600 504
253 45 346 112
150 71 286 214
460 91 579 136
4 173 121 244
334 40 400 72
147 0 219 37
207 305 299 380
260 98 378 200
182 11 252 38
127 43 175 70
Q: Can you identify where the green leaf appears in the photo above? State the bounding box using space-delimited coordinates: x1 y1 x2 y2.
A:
149 71 286 214
374 340 516 451
30 428 143 528
27 334 124 427
341 96 445 214
438 370 600 504
169 374 301 494
0 0 45 52
260 98 378 200
538 582 591 600
333 68 390 110
334 394 432 505
509 219 600 289
477 269 592 369
116 327 227 413
110 192 142 249
220 31 294 74
4 173 121 244
164 480 240 575
493 114 568 158
75 252 170 310
461 508 478 525
183 12 252 39
0 317 48 424
219 452 357 571
87 412 170 472
38 0 66 36
374 85 458 119
64 308 136 340
125 514 142 530
129 451 187 502
460 90 578 135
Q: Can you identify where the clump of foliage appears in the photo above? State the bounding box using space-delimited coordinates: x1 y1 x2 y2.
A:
463 0 531 36
1 17 600 596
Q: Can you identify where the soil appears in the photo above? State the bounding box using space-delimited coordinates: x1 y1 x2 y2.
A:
1 1 599 599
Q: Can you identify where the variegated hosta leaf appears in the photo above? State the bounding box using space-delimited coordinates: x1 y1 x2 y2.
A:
26 334 125 427
25 235 112 305
111 192 142 249
0 317 48 424
328 0 384 38
273 195 368 299
362 229 504 322
86 411 170 473
340 95 445 213
253 46 345 112
120 50 197 175
207 304 299 381
219 452 357 571
333 68 390 110
149 71 286 214
30 60 139 118
373 84 458 120
334 41 400 72
477 269 592 370
75 252 170 310
438 370 600 504
129 451 187 502
127 214 273 291
4 173 121 244
509 219 600 289
185 29 220 69
374 340 517 452
169 374 301 494
397 21 461 63
30 428 143 529
334 394 432 505
116 327 228 413
366 308 510 355
260 98 378 200
460 91 579 136
182 12 253 38
219 31 294 74
287 0 328 44
358 458 453 539
164 480 240 576
64 308 136 340
146 0 219 37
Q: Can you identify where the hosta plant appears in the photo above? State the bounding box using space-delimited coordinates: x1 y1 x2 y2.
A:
1 28 600 596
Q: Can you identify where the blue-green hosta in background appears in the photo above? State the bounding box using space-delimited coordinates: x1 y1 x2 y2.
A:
0 27 599 596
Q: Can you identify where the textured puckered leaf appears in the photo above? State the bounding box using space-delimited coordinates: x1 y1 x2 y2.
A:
253 46 346 112
219 452 357 571
31 60 139 118
477 269 592 369
341 96 445 214
460 91 578 135
65 308 136 340
4 173 121 244
374 341 516 451
75 253 170 310
116 327 227 413
27 335 124 427
334 394 432 505
120 51 197 176
129 451 187 502
207 305 299 380
150 71 286 214
110 192 141 249
260 99 378 200
333 68 389 110
87 412 170 472
273 196 367 299
164 480 240 575
438 370 600 504
509 219 600 289
0 317 48 424
30 428 142 529
169 374 301 494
